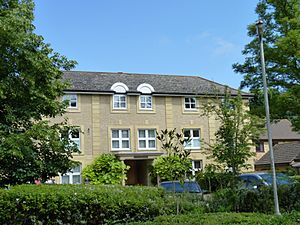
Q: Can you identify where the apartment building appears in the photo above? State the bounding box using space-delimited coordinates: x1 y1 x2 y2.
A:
53 71 253 185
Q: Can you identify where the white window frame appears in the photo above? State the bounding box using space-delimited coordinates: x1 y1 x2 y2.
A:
111 129 130 151
191 160 202 176
140 95 152 110
69 128 80 150
184 97 196 110
113 94 127 109
63 94 78 109
138 129 156 150
184 129 201 149
60 165 82 184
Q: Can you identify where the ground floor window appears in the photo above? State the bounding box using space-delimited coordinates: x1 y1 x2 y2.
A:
191 160 202 176
61 165 81 184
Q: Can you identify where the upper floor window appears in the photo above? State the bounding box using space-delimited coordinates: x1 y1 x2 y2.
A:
70 129 80 150
61 127 80 150
184 97 196 110
138 129 156 150
255 141 264 152
140 95 152 110
111 129 130 150
61 165 81 184
184 129 200 149
113 94 127 109
63 94 77 108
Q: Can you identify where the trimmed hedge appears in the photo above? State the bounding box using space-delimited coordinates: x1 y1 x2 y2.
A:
0 184 167 224
129 212 300 225
206 183 300 213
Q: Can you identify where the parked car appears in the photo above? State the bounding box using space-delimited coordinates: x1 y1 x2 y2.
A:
239 172 296 190
160 180 203 194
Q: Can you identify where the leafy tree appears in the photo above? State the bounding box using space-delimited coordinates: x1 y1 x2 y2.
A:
233 0 300 130
82 154 130 185
0 0 78 186
152 129 192 182
202 89 264 176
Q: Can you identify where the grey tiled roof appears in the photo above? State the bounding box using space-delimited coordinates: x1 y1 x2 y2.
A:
255 142 300 165
260 119 300 140
63 71 251 96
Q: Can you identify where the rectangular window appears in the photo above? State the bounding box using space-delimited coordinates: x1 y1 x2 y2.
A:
61 128 80 150
140 95 152 110
63 94 78 108
192 160 202 171
113 95 127 109
111 129 130 150
138 129 156 150
70 128 80 150
61 165 81 184
184 97 196 110
256 141 265 152
184 129 201 149
191 160 203 176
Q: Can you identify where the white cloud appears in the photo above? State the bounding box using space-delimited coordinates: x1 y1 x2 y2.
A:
185 31 211 44
158 36 172 45
212 37 236 56
185 32 237 56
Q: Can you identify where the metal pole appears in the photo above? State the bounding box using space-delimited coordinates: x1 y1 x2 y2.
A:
256 19 280 215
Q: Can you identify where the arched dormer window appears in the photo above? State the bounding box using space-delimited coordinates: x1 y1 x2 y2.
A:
110 82 129 93
137 83 154 110
137 83 155 94
111 83 128 109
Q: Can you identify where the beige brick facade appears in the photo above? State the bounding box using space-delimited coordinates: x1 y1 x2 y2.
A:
55 92 255 184
54 71 256 185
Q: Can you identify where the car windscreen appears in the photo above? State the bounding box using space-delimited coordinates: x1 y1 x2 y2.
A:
160 182 201 193
260 173 294 185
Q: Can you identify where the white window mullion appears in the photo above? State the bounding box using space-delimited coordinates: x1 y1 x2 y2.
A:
138 129 156 150
111 129 130 151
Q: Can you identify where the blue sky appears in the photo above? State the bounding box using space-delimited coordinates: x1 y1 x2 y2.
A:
34 0 259 89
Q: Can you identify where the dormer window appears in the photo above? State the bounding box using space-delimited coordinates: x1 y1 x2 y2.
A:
111 82 129 110
137 83 154 111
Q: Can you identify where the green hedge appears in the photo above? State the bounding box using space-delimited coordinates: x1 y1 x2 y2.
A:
129 212 300 225
206 183 300 213
0 185 167 224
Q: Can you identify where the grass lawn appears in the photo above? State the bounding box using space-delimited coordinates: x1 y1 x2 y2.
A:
128 212 300 225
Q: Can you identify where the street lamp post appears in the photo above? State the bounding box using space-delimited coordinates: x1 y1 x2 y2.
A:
256 19 280 215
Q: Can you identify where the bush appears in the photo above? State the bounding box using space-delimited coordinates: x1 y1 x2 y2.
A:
196 164 234 192
151 155 191 182
0 184 167 224
82 153 129 184
129 212 300 225
206 183 300 213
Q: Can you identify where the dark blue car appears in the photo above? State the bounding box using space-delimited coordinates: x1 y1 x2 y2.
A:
160 180 203 194
239 172 295 190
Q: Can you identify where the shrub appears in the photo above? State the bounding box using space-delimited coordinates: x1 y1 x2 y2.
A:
129 212 300 225
0 184 167 224
82 153 129 184
151 155 191 182
206 183 300 213
195 165 235 192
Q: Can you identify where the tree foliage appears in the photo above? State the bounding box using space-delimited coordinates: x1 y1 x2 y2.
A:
82 154 130 185
0 0 78 186
233 0 300 130
203 89 264 176
152 129 192 182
